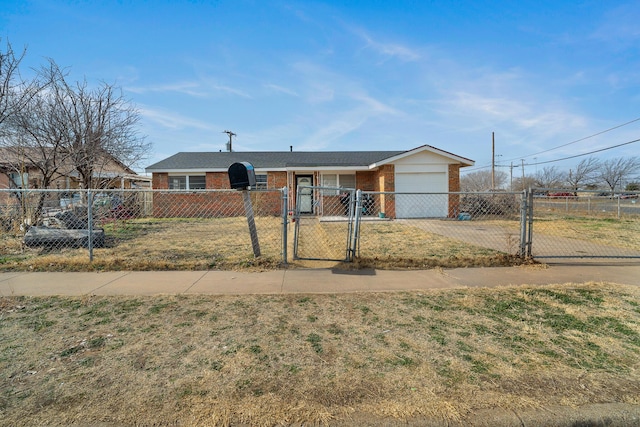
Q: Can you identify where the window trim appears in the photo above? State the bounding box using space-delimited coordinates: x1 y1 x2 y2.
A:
255 174 268 189
168 174 206 190
320 173 356 195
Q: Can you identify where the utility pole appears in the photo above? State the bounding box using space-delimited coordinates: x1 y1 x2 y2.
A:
510 161 514 191
521 159 525 190
491 132 495 191
223 130 236 152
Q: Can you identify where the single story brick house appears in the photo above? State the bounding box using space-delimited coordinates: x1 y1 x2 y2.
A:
145 145 474 218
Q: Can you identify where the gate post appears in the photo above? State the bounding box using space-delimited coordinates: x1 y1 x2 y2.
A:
292 185 302 260
282 186 288 265
519 189 528 258
526 188 534 257
349 189 363 261
88 189 94 262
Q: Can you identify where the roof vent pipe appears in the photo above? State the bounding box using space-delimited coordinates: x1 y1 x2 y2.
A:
290 146 293 152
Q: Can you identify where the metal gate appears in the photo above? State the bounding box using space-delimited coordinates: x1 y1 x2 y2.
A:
293 186 358 262
528 188 640 260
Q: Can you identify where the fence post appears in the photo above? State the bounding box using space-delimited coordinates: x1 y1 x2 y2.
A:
282 187 288 265
292 185 302 260
87 189 94 262
527 189 534 257
618 196 621 219
519 189 528 257
349 189 363 261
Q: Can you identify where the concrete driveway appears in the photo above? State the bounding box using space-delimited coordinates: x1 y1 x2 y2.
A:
399 218 640 261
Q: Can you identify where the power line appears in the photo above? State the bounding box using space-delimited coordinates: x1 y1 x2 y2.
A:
464 136 640 173
501 116 640 164
463 117 640 173
526 137 640 166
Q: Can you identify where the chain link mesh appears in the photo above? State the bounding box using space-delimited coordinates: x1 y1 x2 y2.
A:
0 188 286 269
1 187 638 270
530 189 640 258
356 192 525 262
293 187 356 261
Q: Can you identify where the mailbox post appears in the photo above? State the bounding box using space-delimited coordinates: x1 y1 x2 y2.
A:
228 162 261 258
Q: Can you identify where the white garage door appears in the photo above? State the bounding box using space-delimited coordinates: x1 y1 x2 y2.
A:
395 172 448 218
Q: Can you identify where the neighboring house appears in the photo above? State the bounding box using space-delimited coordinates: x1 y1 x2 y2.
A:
0 147 150 208
0 147 149 191
146 145 474 219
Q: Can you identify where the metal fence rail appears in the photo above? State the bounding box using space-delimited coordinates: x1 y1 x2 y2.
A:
529 189 640 259
293 186 356 262
356 191 526 261
1 187 638 270
0 188 287 269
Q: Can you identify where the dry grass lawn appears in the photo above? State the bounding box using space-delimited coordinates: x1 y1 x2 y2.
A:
0 215 638 272
1 282 639 426
532 215 640 251
0 217 524 272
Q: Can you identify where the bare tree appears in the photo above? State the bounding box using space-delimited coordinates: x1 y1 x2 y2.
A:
566 157 600 192
0 40 41 132
54 67 151 189
0 61 73 222
512 175 538 191
461 170 507 191
534 166 565 189
597 157 640 194
0 40 24 131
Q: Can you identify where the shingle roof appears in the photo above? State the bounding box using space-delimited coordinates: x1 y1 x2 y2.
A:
146 151 407 171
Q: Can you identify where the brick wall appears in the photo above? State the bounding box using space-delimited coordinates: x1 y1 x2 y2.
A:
268 172 287 189
448 164 461 218
374 165 396 218
152 190 282 218
355 171 376 191
151 171 284 217
153 173 169 189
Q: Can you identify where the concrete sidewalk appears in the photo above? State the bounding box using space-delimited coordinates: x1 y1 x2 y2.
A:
1 263 638 296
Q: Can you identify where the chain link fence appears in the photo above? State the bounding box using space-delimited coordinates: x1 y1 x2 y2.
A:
293 186 357 261
350 192 523 268
354 191 526 265
289 188 526 265
529 189 640 259
1 187 638 270
0 188 287 270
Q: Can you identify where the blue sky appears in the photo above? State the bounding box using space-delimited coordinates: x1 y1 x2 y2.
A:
2 0 639 175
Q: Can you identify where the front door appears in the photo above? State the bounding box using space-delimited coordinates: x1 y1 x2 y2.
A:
296 175 313 214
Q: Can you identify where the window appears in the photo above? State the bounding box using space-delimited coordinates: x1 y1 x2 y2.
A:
255 174 268 189
168 175 206 190
321 173 356 194
339 174 356 189
188 175 206 189
321 174 337 188
169 176 186 190
9 172 29 189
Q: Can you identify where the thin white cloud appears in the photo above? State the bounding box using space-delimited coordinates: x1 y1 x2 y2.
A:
139 106 215 131
296 93 401 150
350 92 401 116
208 83 252 99
127 79 251 99
263 83 299 97
127 81 207 97
298 113 368 150
438 90 588 140
591 3 640 43
352 28 421 62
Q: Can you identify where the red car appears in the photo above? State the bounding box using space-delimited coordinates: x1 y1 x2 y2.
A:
548 192 576 198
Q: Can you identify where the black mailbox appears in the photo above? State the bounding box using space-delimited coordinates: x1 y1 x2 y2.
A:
228 161 256 190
